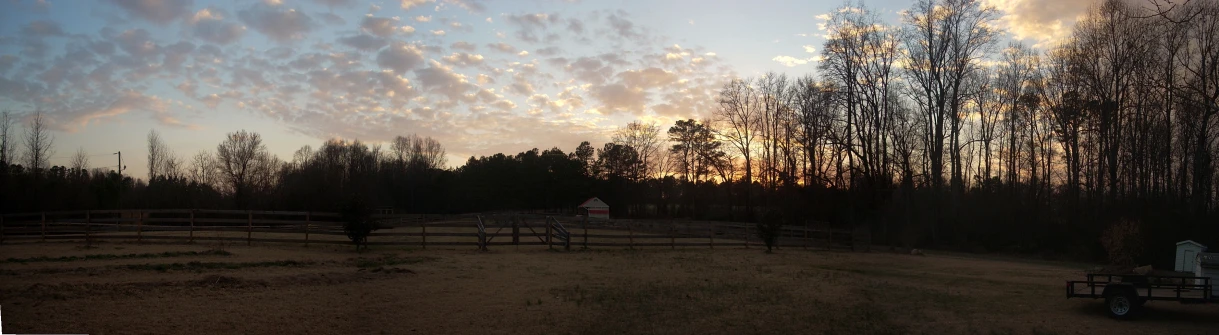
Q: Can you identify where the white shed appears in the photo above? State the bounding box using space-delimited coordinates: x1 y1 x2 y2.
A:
1196 253 1219 299
579 197 610 220
1176 240 1207 272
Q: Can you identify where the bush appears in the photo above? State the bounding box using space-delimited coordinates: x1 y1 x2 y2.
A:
756 210 784 253
341 196 376 252
1099 219 1143 266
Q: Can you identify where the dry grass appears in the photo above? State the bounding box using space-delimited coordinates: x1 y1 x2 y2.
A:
1 241 1216 335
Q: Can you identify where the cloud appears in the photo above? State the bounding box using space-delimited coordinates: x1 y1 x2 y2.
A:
22 20 66 37
376 42 425 74
360 16 399 37
772 55 814 67
487 42 516 53
443 0 485 13
237 3 316 42
0 0 738 172
618 67 677 88
503 13 562 43
431 30 446 36
563 56 613 85
450 41 477 51
413 59 475 101
414 15 432 22
338 34 388 51
114 29 160 60
477 73 494 85
400 0 432 11
589 83 646 114
190 8 246 45
441 52 484 67
507 77 534 96
535 46 561 56
606 11 643 41
317 12 345 25
985 0 1093 47
106 0 193 25
312 0 356 6
491 99 517 110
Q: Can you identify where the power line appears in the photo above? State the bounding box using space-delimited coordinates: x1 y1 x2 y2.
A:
46 153 117 160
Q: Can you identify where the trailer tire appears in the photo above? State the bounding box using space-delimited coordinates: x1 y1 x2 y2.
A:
1105 289 1140 320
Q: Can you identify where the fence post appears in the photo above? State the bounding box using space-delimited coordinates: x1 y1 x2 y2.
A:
189 210 195 243
512 218 519 246
670 222 676 249
41 212 46 242
804 222 809 250
247 211 252 246
776 225 781 250
304 211 310 247
1 214 5 244
628 222 634 249
421 222 427 249
546 221 552 249
744 223 750 249
137 211 143 243
582 215 588 249
85 211 92 245
709 224 714 249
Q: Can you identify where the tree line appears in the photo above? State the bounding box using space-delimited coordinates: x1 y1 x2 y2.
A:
2 0 1217 266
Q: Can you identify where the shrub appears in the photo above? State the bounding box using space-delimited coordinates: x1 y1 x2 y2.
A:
756 210 784 253
341 196 376 252
1099 218 1143 266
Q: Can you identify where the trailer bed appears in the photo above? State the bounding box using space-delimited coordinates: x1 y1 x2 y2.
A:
1067 273 1215 319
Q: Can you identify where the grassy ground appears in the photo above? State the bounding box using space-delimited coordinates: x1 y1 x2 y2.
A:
1 241 1216 335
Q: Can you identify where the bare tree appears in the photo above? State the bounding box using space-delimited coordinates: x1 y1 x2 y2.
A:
216 130 268 208
821 2 901 188
612 121 662 179
22 110 54 175
147 130 168 180
0 111 13 166
190 150 218 187
901 0 998 192
714 78 761 217
70 147 89 172
391 134 447 170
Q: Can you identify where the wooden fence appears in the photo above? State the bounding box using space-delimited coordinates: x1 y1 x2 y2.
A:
0 210 868 251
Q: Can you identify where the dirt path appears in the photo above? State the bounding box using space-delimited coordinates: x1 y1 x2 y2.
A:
1 241 1216 334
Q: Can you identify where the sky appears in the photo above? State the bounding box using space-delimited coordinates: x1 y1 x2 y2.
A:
0 0 1093 180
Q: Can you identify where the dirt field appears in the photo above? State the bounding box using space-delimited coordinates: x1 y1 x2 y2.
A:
1 241 1216 335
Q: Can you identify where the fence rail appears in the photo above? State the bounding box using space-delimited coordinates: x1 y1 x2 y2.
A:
0 210 868 251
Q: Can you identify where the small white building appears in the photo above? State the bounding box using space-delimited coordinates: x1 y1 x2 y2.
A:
1196 253 1219 299
1176 240 1207 272
579 197 610 220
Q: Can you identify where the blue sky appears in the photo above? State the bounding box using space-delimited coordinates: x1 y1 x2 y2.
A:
0 0 1089 179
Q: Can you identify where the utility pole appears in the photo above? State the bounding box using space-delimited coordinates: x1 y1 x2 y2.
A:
114 151 125 209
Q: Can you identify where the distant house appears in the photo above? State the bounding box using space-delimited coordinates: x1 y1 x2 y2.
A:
578 197 610 220
1176 240 1207 272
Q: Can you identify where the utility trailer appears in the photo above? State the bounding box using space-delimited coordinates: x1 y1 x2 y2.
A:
1067 273 1215 319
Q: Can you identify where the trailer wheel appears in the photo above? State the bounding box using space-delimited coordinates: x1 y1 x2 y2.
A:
1105 290 1140 319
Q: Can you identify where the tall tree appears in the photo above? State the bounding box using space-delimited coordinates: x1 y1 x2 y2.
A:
216 130 268 208
612 121 662 180
22 110 53 176
715 78 760 217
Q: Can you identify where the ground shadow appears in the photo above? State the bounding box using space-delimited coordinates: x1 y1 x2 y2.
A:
1070 300 1219 324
